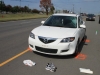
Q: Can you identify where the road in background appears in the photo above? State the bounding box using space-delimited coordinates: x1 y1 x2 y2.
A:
0 17 100 75
0 18 46 63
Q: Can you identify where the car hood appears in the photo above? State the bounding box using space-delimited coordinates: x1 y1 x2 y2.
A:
32 26 77 38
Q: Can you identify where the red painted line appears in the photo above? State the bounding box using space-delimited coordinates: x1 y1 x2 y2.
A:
75 53 87 60
27 47 32 52
0 49 29 67
83 39 90 43
0 47 33 67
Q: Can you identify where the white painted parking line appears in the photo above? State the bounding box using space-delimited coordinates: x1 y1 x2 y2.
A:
79 68 93 74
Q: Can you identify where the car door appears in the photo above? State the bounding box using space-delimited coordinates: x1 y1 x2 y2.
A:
78 16 85 41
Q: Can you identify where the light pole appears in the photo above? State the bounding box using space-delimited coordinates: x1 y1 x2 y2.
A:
80 8 81 14
20 0 21 7
73 4 74 13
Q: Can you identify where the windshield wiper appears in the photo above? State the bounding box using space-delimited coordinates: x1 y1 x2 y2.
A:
56 25 64 27
43 24 51 26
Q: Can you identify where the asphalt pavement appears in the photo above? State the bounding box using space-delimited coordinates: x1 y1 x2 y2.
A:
0 17 100 75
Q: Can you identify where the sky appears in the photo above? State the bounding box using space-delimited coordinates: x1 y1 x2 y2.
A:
2 0 100 14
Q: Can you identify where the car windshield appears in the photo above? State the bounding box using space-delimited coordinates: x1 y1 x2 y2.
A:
43 16 77 28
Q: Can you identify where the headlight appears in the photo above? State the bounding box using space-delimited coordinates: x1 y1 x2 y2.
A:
61 37 75 43
30 32 35 39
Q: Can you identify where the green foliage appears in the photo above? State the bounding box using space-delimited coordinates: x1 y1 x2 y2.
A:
32 9 39 13
50 5 55 14
0 1 6 12
6 5 12 12
0 1 38 13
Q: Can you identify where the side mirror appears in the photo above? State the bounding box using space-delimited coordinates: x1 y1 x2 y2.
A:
41 21 45 24
83 21 85 25
81 21 85 25
80 25 86 28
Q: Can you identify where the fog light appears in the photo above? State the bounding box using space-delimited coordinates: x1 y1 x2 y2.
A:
30 44 33 48
61 49 69 52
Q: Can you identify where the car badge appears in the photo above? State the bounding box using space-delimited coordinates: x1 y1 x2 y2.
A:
43 38 48 43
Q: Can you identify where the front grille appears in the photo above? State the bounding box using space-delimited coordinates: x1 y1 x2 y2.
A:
35 46 57 53
39 38 55 43
38 36 56 44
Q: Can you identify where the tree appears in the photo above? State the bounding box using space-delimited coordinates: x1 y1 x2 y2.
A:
32 9 39 13
50 3 55 14
20 7 24 12
0 1 6 13
11 6 20 13
40 0 52 15
5 5 12 13
24 6 29 12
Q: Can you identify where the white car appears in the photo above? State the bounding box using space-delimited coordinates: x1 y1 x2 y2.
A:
28 13 86 56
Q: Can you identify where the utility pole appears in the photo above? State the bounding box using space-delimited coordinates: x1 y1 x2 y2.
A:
20 0 21 7
73 4 74 13
28 4 29 8
80 8 81 13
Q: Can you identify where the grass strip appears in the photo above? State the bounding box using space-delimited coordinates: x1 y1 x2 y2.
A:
0 13 50 22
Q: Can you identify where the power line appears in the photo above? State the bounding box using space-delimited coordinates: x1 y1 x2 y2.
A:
52 0 100 4
11 0 38 7
11 0 38 3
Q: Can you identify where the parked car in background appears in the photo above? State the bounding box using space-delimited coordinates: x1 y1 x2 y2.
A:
86 14 95 21
28 13 86 56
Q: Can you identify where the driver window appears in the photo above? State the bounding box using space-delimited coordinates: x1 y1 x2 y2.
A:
78 17 81 27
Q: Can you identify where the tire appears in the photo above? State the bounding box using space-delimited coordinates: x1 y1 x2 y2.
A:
73 40 79 56
82 29 86 41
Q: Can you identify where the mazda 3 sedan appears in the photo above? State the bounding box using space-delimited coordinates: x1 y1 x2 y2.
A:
28 13 86 55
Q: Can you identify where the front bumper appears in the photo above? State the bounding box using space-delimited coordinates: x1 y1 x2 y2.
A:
28 36 77 55
86 18 95 21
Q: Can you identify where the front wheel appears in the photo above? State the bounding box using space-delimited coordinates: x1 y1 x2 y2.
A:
73 41 79 56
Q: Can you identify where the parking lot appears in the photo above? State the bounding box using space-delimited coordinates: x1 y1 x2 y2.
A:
0 17 100 75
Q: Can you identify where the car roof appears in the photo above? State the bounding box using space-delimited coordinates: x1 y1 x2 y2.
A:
52 13 79 17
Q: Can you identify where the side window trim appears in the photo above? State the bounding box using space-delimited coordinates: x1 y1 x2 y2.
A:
78 16 80 28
